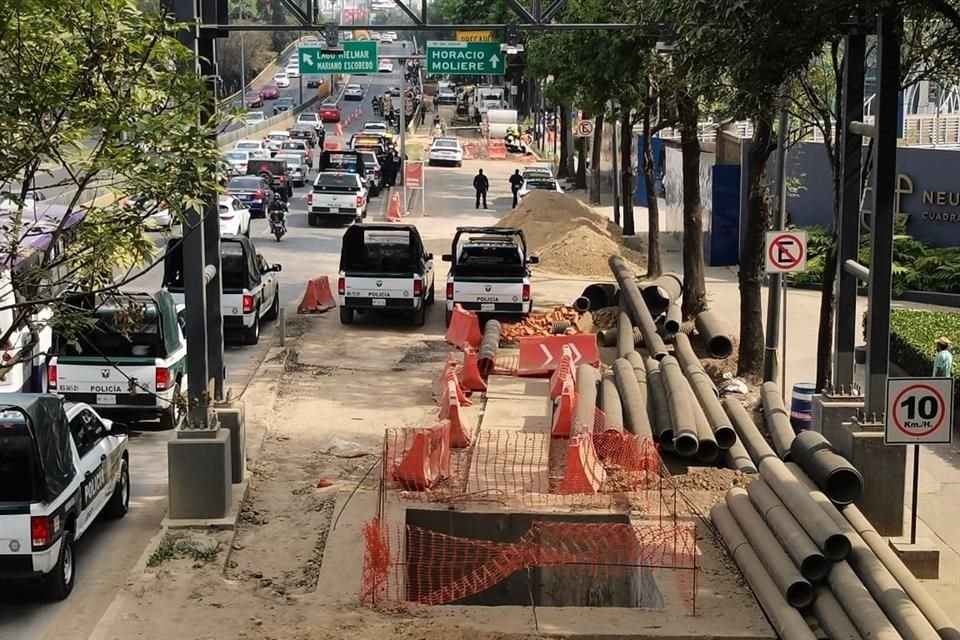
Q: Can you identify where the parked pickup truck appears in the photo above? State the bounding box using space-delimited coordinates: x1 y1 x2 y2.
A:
442 226 538 327
306 171 368 226
163 236 281 345
338 224 435 326
48 290 187 428
0 395 129 600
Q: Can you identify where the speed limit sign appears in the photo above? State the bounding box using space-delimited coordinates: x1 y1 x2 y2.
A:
885 377 955 444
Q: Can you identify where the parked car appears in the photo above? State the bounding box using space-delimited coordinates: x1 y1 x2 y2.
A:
273 72 290 88
260 84 280 100
318 102 341 122
428 138 464 167
244 91 263 108
436 86 457 104
218 195 252 237
226 175 276 218
344 84 364 100
357 150 383 196
273 96 295 115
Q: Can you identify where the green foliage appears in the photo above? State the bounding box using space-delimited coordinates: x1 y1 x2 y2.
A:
889 309 960 393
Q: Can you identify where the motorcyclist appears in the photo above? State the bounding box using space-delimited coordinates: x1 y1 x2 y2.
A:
268 198 287 235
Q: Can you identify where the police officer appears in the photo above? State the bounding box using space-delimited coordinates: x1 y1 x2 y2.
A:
509 169 524 207
473 168 489 209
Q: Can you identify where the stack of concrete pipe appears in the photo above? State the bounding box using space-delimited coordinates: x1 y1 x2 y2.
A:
714 401 959 640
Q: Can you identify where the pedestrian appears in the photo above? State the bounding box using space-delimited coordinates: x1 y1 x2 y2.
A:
382 153 397 187
473 168 489 209
418 106 426 126
934 337 954 377
509 169 524 207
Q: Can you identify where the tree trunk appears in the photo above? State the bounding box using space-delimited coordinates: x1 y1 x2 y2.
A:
590 113 604 205
575 128 588 190
558 104 571 179
620 108 635 236
677 90 706 317
737 112 776 378
642 98 661 278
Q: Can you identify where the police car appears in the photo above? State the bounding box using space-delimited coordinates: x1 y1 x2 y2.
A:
0 395 129 599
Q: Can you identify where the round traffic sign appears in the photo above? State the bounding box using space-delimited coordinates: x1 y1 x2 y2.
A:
892 383 947 438
767 232 805 270
575 119 594 138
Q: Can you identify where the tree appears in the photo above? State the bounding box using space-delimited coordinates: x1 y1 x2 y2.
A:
216 30 277 95
0 0 225 359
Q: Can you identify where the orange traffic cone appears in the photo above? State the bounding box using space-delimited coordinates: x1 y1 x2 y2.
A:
558 435 606 494
385 192 403 222
458 347 487 392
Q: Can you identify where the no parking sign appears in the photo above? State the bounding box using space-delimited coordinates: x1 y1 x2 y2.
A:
765 231 807 273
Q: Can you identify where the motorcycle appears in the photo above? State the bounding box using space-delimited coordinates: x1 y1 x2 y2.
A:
269 201 287 241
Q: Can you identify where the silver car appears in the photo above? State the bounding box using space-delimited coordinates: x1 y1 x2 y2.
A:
221 150 250 176
344 84 364 100
275 153 307 187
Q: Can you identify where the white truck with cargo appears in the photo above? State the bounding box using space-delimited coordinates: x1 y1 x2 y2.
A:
337 224 435 327
442 227 538 326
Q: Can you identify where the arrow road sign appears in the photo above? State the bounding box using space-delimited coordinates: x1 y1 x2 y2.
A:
299 41 378 74
885 377 955 444
517 335 599 376
426 41 506 76
765 231 808 273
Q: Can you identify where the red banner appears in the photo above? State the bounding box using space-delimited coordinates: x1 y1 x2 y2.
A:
405 161 424 189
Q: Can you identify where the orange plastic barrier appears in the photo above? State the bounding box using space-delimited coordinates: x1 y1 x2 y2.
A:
385 192 403 222
458 347 487 392
548 345 577 400
297 276 337 314
324 141 341 151
488 140 507 159
432 354 460 399
444 304 482 351
551 378 575 438
439 378 470 422
334 123 343 136
391 423 452 490
517 334 600 377
559 434 606 494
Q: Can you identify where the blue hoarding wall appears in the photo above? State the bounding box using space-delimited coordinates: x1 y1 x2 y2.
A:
785 142 960 248
634 136 665 206
709 165 742 266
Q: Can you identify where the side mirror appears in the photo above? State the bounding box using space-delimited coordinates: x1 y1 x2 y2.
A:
425 253 434 261
271 264 283 272
528 256 540 264
107 421 128 435
441 254 453 262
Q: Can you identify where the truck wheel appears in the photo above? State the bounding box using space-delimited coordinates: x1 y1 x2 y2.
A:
44 530 75 601
159 384 183 430
413 303 426 327
339 307 354 325
264 288 280 321
104 457 130 518
242 312 260 345
444 309 452 327
426 286 435 305
308 214 318 227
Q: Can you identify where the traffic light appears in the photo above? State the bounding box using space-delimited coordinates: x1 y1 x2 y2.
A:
324 22 339 49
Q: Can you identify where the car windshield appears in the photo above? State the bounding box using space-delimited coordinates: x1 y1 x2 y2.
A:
528 180 557 190
276 154 301 165
236 142 260 149
433 140 458 149
321 103 338 110
277 99 293 106
246 112 264 120
245 92 259 99
224 152 247 161
299 114 318 121
313 173 360 192
347 85 361 90
365 124 387 131
0 415 36 503
229 177 262 189
267 134 289 141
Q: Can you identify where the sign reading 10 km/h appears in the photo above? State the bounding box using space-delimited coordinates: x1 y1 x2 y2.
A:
426 41 506 76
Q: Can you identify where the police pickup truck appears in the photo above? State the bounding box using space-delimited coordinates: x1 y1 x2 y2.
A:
163 236 281 345
48 291 187 428
0 395 129 600
338 224 435 326
442 227 538 327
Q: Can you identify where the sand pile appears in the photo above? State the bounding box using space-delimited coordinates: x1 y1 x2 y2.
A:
496 191 645 278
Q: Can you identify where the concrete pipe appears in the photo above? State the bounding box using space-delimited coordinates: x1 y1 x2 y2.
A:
675 334 737 450
747 479 830 582
723 397 778 465
759 457 851 561
789 431 863 506
787 463 943 640
609 256 668 360
842 504 960 640
761 382 796 461
576 310 594 335
711 503 819 640
726 488 814 608
580 283 619 311
571 364 600 434
625 351 648 409
828 560 902 640
659 355 698 456
600 371 624 433
617 310 635 359
573 296 592 313
688 379 719 464
694 310 735 358
725 437 758 474
664 300 682 335
644 357 673 448
613 358 653 439
811 585 864 640
641 273 683 316
598 328 616 347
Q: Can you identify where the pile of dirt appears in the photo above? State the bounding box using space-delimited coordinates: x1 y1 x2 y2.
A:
671 467 753 493
497 191 645 277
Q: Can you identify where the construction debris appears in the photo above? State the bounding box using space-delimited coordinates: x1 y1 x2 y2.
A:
500 306 582 341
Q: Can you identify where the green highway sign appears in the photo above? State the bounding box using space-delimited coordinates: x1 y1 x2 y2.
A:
298 41 378 74
426 41 505 76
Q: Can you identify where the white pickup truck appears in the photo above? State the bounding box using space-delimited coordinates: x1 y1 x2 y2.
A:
337 224 435 327
163 236 281 346
442 227 538 326
0 395 129 600
307 171 368 227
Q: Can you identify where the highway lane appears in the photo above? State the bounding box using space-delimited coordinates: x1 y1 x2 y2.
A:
0 40 411 640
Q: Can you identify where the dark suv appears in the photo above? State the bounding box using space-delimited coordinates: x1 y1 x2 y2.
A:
246 158 292 201
273 96 295 116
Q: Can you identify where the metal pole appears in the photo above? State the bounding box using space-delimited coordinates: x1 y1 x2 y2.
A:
763 108 789 383
400 68 407 202
910 444 920 544
611 102 620 225
864 11 900 416
239 2 246 102
833 31 865 387
781 278 788 398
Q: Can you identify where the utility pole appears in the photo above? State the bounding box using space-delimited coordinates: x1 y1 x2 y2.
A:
239 1 246 109
763 108 789 383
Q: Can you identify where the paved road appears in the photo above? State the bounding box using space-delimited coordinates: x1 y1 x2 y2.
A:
0 41 411 640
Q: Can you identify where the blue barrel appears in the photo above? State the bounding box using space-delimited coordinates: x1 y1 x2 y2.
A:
790 383 817 433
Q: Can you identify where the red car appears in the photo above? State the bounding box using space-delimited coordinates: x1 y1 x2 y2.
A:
260 84 280 100
318 102 341 122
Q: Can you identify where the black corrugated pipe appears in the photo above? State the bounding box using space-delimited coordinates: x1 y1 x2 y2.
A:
641 273 683 316
659 355 698 456
723 398 778 465
609 256 667 359
625 351 647 405
644 356 673 449
664 300 682 335
573 296 591 312
695 310 735 358
477 319 501 376
613 358 653 439
674 334 737 449
790 431 864 506
761 382 796 461
617 310 634 359
580 283 619 311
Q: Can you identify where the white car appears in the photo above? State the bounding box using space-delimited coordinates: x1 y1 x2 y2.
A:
285 63 300 78
0 189 46 214
234 139 270 159
218 195 252 237
362 122 390 136
222 150 250 176
264 130 291 152
522 165 554 180
123 196 173 230
344 84 364 100
385 31 398 41
518 177 564 199
427 138 464 167
296 112 324 133
378 59 394 73
244 110 266 125
273 71 290 88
